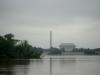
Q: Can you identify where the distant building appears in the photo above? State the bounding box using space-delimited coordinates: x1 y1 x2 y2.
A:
59 43 76 52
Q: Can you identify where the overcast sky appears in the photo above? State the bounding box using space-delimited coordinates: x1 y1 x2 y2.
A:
0 0 100 49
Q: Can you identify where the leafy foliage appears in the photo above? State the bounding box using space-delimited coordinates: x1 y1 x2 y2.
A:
48 48 62 55
0 33 42 59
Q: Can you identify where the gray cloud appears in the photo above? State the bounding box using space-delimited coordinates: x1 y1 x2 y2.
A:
0 0 100 48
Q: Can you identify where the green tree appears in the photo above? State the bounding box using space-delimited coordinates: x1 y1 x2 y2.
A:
4 33 14 40
0 33 43 59
15 40 34 59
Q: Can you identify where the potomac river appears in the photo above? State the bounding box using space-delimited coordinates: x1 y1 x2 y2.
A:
0 55 100 75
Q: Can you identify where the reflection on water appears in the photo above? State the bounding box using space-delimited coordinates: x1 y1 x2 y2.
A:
0 59 30 75
0 56 100 75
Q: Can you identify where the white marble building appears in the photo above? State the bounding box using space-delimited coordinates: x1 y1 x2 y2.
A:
59 43 76 52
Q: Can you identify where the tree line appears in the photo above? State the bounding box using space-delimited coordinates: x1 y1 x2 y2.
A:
0 33 43 59
73 48 100 55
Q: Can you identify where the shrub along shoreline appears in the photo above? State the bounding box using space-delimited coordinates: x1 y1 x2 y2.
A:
0 33 43 59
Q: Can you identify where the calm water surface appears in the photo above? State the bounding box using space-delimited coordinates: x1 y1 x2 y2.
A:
0 56 100 75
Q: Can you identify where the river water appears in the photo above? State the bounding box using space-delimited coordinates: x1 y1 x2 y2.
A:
0 55 100 75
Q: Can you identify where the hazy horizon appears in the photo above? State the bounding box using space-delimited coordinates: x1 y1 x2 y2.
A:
0 0 100 49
